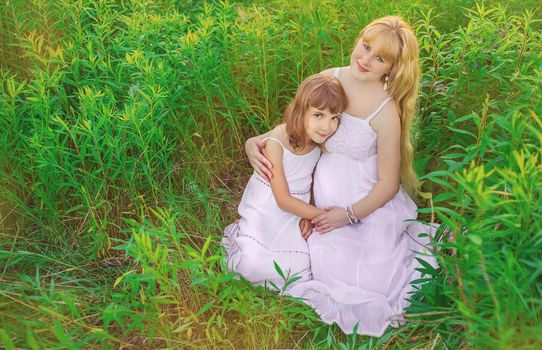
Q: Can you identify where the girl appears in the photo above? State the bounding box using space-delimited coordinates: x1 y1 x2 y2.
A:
223 74 348 290
245 16 438 336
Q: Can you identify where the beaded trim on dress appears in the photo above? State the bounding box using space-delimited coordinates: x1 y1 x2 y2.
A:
254 175 311 195
225 223 310 256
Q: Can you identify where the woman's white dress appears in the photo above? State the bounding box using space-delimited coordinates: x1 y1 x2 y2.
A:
287 68 438 337
223 137 321 289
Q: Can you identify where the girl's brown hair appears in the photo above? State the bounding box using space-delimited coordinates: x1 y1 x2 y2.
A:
283 74 348 149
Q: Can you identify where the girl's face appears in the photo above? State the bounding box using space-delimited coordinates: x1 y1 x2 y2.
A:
304 106 341 145
349 38 393 83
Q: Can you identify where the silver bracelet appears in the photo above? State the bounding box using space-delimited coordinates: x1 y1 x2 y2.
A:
344 207 355 225
347 205 360 224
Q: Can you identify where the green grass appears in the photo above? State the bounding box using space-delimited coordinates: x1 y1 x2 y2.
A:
1 0 541 348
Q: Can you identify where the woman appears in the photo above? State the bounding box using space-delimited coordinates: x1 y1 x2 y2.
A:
245 16 438 337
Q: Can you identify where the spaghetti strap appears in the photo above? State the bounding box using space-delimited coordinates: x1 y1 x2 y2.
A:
263 137 287 150
365 97 393 123
333 67 340 79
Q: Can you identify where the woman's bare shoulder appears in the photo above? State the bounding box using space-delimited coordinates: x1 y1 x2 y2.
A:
320 66 348 77
380 98 399 116
371 100 400 133
319 68 335 76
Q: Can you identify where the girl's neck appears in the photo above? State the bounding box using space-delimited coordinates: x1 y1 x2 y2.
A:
294 139 317 154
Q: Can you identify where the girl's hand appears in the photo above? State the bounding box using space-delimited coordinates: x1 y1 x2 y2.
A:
299 218 313 240
245 137 273 181
311 207 349 234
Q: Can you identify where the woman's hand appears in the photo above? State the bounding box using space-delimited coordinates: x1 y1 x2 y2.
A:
311 207 349 233
245 136 273 181
299 218 313 240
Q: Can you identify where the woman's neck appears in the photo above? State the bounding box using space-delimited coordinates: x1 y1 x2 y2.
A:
344 67 386 96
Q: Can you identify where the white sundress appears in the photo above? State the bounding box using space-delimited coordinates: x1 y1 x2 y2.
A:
223 137 321 289
287 67 438 337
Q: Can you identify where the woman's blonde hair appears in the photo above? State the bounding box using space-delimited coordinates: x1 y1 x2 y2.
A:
284 74 348 149
357 16 421 196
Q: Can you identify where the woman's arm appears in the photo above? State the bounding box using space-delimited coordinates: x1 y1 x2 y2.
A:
352 103 401 215
264 141 325 219
245 131 273 180
312 103 401 233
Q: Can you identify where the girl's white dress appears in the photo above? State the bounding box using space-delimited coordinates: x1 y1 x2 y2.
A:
223 137 321 289
287 67 438 337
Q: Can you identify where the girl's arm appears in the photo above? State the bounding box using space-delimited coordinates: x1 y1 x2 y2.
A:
312 103 401 232
264 140 325 220
245 131 273 181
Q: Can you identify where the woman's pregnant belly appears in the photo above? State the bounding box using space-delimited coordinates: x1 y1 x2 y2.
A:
313 152 378 209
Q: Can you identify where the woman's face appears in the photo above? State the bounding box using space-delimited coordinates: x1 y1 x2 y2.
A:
349 38 393 83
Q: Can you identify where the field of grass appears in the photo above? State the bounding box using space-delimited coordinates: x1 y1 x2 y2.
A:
1 0 541 348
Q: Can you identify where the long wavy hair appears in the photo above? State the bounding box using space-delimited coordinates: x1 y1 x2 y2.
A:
356 16 421 197
284 74 348 149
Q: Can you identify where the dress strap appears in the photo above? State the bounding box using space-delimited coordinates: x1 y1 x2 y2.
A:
365 97 393 123
333 67 340 79
263 137 287 150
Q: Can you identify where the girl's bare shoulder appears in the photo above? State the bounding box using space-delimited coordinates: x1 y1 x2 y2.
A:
268 124 288 140
264 124 289 150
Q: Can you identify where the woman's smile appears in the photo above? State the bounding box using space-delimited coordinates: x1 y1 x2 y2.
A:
356 61 369 72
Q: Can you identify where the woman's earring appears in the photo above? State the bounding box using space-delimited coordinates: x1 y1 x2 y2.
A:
384 74 389 91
